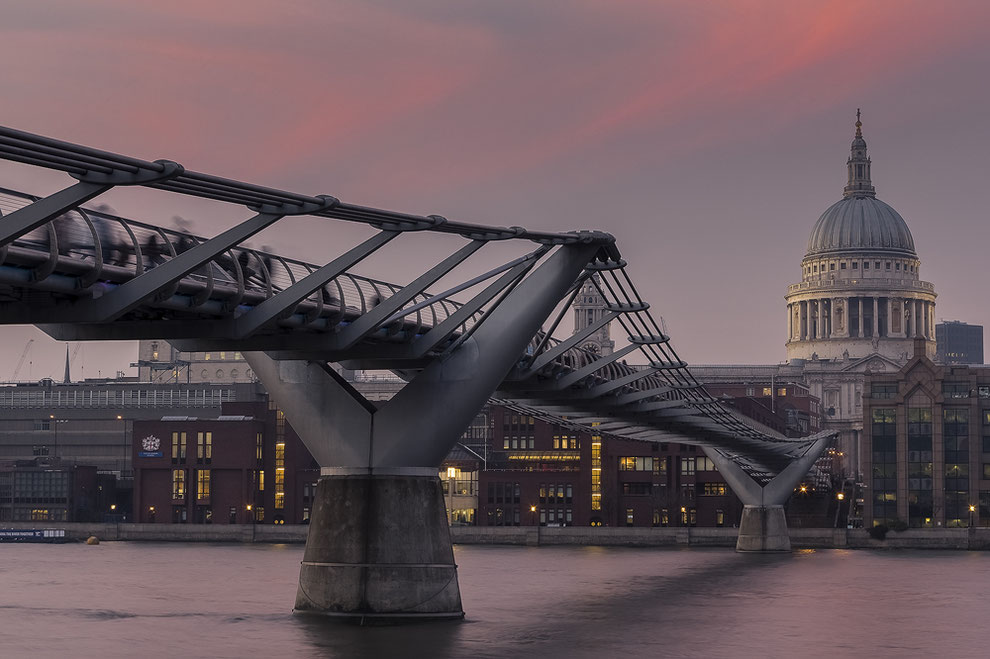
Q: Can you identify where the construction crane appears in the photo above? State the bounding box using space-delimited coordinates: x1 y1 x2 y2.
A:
11 339 34 381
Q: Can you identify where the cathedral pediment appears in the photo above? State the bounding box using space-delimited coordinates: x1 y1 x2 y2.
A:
839 353 903 374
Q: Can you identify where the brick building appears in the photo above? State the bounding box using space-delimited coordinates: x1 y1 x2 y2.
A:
132 399 318 524
863 339 990 528
477 406 743 528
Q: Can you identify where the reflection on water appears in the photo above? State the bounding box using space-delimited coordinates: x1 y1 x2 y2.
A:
1 542 989 658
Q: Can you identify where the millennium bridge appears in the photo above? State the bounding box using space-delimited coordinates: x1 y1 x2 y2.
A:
0 125 834 620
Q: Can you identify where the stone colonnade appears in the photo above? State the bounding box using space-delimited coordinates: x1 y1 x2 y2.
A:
787 296 934 342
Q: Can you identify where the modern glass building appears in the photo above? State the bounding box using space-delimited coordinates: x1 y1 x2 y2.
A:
936 321 984 365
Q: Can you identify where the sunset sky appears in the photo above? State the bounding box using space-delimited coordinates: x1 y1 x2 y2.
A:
1 0 989 379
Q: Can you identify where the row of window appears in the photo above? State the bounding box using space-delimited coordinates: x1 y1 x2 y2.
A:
170 432 213 464
804 259 916 276
539 483 573 504
172 468 211 500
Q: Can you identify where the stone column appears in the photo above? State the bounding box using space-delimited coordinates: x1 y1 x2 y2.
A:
873 297 879 338
787 304 792 341
907 299 914 337
816 300 824 340
801 301 808 340
858 298 864 337
886 298 893 337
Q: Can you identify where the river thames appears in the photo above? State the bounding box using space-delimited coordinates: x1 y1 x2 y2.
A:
1 543 988 658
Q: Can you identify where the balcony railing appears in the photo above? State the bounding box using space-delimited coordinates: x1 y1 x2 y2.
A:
787 278 935 295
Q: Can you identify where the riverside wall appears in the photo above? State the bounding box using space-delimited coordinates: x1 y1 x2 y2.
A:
2 522 990 549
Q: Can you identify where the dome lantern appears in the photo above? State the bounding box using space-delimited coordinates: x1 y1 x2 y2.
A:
844 109 875 199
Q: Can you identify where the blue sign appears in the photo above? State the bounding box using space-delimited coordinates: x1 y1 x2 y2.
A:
138 451 163 458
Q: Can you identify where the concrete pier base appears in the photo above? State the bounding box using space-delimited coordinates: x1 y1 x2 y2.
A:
736 505 791 552
294 474 463 622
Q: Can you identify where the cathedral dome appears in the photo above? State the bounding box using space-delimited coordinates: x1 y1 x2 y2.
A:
804 111 916 258
806 196 916 257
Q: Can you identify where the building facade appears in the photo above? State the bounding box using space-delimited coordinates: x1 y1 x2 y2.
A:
0 458 102 522
135 340 257 384
476 406 744 528
132 399 319 524
863 340 990 528
936 321 984 365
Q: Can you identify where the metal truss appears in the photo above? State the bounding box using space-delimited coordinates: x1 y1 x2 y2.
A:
0 125 834 487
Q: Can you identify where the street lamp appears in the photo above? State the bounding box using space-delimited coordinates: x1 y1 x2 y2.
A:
530 505 537 526
969 504 976 528
446 466 457 525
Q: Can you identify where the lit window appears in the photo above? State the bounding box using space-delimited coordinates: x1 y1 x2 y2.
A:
762 387 772 396
777 388 787 397
172 469 186 500
197 470 211 499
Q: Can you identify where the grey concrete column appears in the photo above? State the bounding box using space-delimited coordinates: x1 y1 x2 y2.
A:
736 506 790 552
295 473 462 621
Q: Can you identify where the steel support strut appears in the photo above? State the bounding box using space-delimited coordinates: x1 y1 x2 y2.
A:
703 435 832 552
244 242 601 621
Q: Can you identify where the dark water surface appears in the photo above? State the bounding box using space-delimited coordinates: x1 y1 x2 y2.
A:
1 542 987 658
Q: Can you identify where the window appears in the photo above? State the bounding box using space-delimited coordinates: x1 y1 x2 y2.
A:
700 482 727 496
907 407 933 526
197 432 212 464
256 470 264 492
171 432 187 464
696 457 717 471
172 469 186 500
622 482 652 495
885 262 891 270
197 470 210 499
745 387 755 396
762 387 772 396
777 387 787 397
840 262 847 270
875 261 880 269
943 383 970 399
716 509 725 527
255 432 263 464
830 263 835 271
680 457 696 476
864 262 870 270
871 408 897 524
871 383 897 399
625 508 634 526
853 262 859 269
619 457 656 471
254 506 265 523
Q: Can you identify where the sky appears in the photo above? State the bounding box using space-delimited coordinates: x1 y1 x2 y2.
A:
0 0 988 380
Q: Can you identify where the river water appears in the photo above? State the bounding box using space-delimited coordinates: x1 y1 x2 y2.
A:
1 542 988 658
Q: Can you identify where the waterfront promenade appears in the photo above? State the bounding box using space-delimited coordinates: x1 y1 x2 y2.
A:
3 521 990 550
